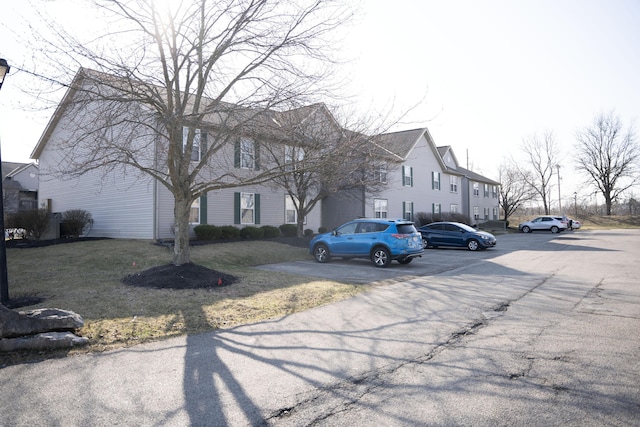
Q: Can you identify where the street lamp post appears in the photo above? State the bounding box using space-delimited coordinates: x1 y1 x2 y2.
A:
0 58 11 305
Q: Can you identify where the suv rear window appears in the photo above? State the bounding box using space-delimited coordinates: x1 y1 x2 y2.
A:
396 224 418 234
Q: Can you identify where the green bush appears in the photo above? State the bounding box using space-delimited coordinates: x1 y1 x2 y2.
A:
318 226 327 234
193 224 220 240
304 228 314 237
279 224 298 237
219 225 240 239
240 226 264 239
260 225 280 238
61 209 93 238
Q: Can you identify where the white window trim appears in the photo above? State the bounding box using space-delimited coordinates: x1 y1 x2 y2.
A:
240 138 255 169
241 192 255 224
374 198 388 219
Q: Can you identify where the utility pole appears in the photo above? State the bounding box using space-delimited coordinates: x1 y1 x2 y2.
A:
556 164 562 212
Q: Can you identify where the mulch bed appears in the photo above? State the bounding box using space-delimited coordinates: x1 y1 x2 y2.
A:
122 263 239 289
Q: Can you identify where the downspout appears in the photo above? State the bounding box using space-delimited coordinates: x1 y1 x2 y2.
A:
153 125 159 240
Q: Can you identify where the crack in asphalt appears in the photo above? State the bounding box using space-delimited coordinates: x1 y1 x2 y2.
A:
266 274 562 425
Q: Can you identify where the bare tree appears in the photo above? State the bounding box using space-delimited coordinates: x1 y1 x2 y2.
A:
26 0 353 265
575 111 640 215
517 131 559 215
260 104 392 237
498 160 536 223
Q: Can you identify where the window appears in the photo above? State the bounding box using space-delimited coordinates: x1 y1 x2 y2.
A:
484 183 490 198
234 192 260 225
189 198 200 224
450 176 458 193
492 185 498 199
493 207 499 220
432 171 440 190
374 199 388 218
484 207 490 220
235 138 259 170
450 204 458 213
374 164 387 183
473 206 479 220
432 203 441 215
403 201 413 221
473 182 480 197
241 138 255 169
183 127 204 162
285 195 306 224
285 145 304 171
402 166 413 187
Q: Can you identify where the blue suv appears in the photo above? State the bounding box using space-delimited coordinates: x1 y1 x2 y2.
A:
310 219 424 268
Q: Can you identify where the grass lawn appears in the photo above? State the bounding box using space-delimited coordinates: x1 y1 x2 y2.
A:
5 239 371 361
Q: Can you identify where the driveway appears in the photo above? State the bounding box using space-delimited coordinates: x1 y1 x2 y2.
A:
1 230 638 426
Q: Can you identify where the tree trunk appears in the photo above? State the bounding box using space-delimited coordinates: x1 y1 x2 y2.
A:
173 198 192 266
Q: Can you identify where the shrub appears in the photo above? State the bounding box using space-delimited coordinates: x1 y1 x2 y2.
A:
260 225 280 238
240 226 264 239
193 224 220 240
219 225 240 239
318 226 327 234
6 206 50 240
61 209 93 238
304 228 314 237
279 224 298 237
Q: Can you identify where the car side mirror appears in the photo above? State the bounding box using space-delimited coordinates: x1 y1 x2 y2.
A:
332 230 338 236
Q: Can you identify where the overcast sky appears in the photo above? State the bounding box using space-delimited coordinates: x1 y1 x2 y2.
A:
1 0 639 204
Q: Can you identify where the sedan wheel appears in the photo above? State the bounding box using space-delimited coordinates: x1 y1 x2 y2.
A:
372 247 391 268
313 244 330 263
422 237 429 249
467 239 480 251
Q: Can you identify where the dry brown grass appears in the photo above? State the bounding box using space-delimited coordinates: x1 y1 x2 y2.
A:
5 239 371 359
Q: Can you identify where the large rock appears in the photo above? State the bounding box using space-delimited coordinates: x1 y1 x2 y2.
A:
0 331 89 352
1 305 84 339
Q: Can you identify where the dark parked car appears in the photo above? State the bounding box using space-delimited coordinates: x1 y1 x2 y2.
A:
309 218 424 268
418 222 497 251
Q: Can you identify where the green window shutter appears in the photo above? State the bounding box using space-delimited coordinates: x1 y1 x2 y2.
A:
402 166 405 186
234 140 240 168
255 194 261 224
432 171 435 190
254 142 260 170
199 194 207 224
201 132 207 160
234 192 240 224
410 167 414 187
402 201 406 219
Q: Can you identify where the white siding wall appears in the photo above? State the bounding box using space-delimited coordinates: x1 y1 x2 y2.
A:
38 116 157 239
365 135 463 219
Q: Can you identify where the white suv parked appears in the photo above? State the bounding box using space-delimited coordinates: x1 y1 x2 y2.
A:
518 216 568 233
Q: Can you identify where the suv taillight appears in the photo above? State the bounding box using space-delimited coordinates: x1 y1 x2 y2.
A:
391 233 410 239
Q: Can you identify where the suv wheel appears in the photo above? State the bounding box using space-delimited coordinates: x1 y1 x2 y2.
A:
551 226 559 233
522 226 531 233
372 247 391 268
313 244 330 263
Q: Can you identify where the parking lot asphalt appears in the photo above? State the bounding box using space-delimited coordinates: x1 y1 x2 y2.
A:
257 231 561 283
